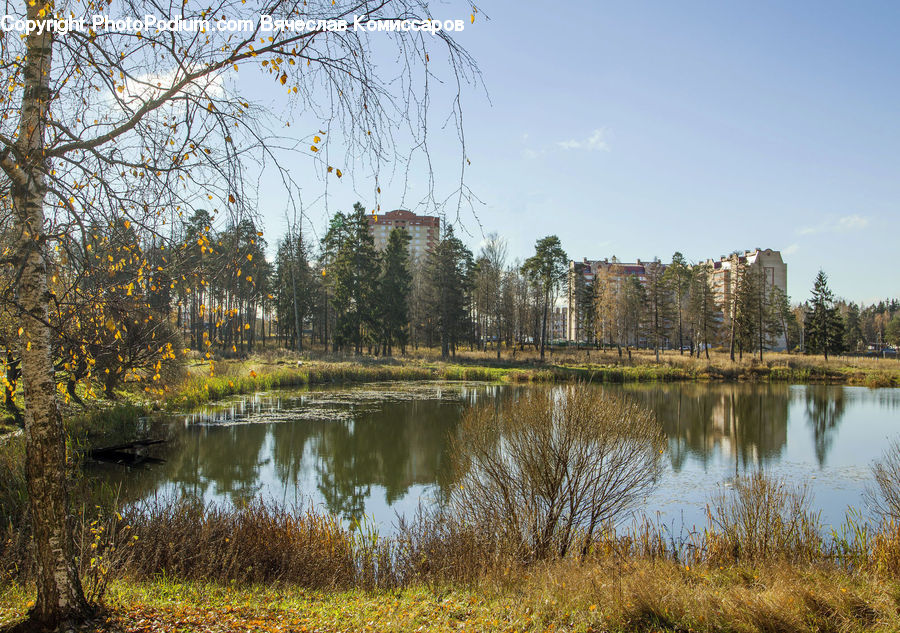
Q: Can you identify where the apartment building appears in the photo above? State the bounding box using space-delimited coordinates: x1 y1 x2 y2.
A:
565 248 787 347
366 209 440 261
550 306 568 342
566 256 666 341
706 248 788 324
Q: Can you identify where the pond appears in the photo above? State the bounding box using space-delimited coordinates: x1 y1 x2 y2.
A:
88 382 900 532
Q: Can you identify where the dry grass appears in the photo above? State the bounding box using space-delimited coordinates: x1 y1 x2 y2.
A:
174 349 900 407
3 490 900 631
706 471 822 563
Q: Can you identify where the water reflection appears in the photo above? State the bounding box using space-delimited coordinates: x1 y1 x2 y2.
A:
91 384 496 521
88 382 900 528
621 383 790 473
803 386 846 467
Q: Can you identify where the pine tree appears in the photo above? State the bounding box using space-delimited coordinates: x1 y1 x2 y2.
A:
688 263 719 360
663 252 692 354
522 236 568 361
644 259 671 362
274 226 312 351
623 274 647 355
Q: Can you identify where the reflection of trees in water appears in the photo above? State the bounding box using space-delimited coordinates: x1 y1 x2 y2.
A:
176 424 269 502
86 417 270 506
312 399 456 521
622 383 790 473
803 386 846 467
96 382 855 518
98 389 463 522
269 421 314 504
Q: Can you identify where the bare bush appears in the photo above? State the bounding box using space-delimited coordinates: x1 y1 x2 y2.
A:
449 386 666 560
867 438 900 522
706 471 821 563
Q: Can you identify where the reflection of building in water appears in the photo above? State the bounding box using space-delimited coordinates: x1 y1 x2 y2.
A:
708 387 788 470
628 384 790 473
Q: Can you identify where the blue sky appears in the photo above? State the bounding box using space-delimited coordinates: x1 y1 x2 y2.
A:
248 1 899 304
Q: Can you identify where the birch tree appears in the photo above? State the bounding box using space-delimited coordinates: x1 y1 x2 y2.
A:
0 1 475 627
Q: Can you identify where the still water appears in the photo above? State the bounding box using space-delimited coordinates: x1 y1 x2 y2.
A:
90 382 900 531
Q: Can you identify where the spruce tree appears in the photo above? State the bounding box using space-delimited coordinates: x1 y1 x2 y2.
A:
328 204 379 354
804 270 844 360
378 228 412 355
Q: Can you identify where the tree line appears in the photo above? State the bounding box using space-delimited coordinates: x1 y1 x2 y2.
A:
574 255 899 362
6 213 897 427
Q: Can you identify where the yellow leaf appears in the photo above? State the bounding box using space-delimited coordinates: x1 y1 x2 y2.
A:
228 194 236 203
246 253 252 261
310 145 318 153
313 135 321 143
279 74 287 85
17 327 23 336
335 168 342 178
244 323 250 330
249 370 257 378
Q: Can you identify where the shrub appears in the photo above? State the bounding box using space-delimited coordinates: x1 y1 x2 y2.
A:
449 385 666 560
706 471 821 563
867 438 900 521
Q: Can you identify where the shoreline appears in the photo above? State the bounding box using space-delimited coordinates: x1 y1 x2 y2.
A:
164 354 900 411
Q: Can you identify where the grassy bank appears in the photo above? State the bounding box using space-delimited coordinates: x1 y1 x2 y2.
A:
2 349 896 435
164 350 900 411
2 493 900 632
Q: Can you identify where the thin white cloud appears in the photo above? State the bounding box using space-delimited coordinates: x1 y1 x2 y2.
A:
836 214 869 231
557 128 609 151
782 243 799 255
799 213 869 235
